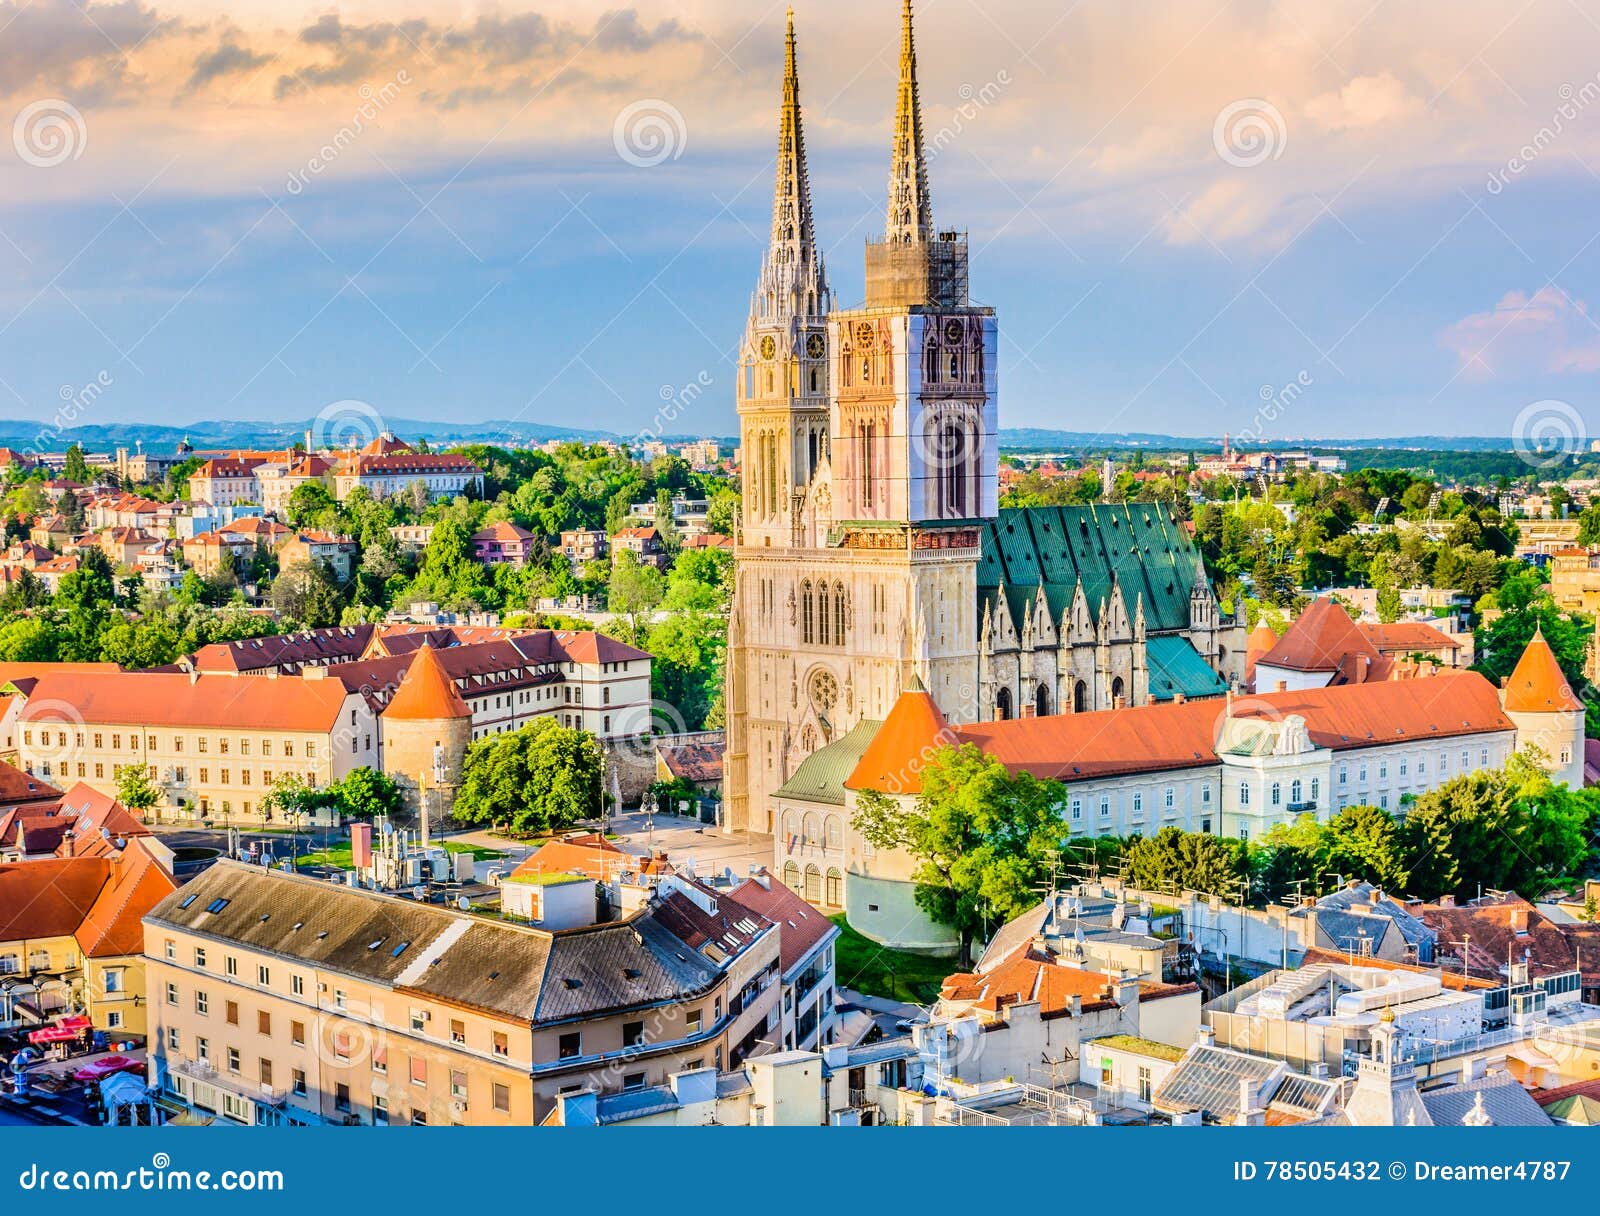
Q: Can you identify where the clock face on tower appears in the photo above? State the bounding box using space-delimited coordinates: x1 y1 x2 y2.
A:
759 335 777 360
806 332 825 359
854 322 875 348
944 319 964 344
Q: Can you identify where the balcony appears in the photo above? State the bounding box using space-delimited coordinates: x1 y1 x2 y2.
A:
167 1055 286 1107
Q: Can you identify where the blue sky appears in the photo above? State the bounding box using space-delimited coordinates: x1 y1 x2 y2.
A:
1 0 1599 443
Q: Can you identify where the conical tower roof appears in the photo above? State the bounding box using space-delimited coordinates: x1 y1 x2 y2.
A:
383 641 470 721
1503 625 1583 713
845 674 951 795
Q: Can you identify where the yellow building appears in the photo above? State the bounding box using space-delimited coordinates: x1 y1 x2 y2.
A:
142 862 782 1125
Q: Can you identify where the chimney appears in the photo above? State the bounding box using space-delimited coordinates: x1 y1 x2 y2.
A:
1173 692 1186 704
1020 703 1036 719
1113 694 1126 710
1438 894 1456 909
1275 680 1288 693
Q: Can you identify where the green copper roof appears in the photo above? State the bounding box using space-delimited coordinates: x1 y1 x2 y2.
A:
978 504 1203 633
774 718 882 806
1147 634 1229 702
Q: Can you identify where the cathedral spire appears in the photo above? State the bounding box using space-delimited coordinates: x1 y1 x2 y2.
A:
770 8 816 268
885 0 933 244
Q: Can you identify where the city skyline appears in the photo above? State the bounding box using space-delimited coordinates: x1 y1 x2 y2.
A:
0 1 1598 442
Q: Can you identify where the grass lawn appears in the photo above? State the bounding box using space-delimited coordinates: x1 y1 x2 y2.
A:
442 842 507 861
295 845 354 870
828 915 953 1006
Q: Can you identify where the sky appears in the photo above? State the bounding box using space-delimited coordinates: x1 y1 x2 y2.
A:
1 0 1599 447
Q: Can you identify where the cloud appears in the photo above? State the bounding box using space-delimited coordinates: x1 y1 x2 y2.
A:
0 0 182 103
186 38 270 92
1304 73 1422 131
1440 287 1600 378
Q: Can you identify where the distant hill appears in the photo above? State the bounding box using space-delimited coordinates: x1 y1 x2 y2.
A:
0 416 1530 458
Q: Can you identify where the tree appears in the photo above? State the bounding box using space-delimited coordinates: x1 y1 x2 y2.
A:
1124 826 1251 898
607 550 664 634
851 744 1067 965
271 559 346 628
116 765 159 812
331 767 404 820
259 773 334 824
62 443 90 484
453 718 604 835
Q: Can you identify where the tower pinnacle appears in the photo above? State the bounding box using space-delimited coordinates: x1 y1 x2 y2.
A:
770 7 816 268
886 0 933 244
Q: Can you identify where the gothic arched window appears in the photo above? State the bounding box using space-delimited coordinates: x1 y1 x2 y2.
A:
800 579 814 644
1035 683 1050 718
815 583 831 646
995 687 1012 721
832 582 846 646
1111 676 1125 705
1074 680 1088 714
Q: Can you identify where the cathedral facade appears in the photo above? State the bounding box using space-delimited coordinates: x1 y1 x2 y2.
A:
724 3 1244 836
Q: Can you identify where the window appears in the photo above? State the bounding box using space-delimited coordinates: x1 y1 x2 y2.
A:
291 975 304 997
107 1010 123 1029
410 1009 426 1032
196 991 209 1016
165 982 178 1006
334 989 347 1011
450 1070 467 1100
1238 783 1250 807
1310 778 1320 801
1132 792 1143 813
227 1046 240 1074
1165 787 1175 809
1270 782 1281 806
558 1031 582 1059
291 1020 305 1047
258 1010 270 1036
622 1021 644 1048
164 939 175 960
622 1072 646 1091
373 1094 389 1124
292 1069 307 1097
493 1031 509 1059
371 1043 387 1075
1201 786 1212 806
686 1009 703 1035
410 1056 427 1087
225 999 238 1025
335 1083 350 1113
450 1019 465 1045
195 947 207 968
493 1082 510 1114
1137 1066 1153 1103
1290 779 1302 804
257 964 270 986
1098 795 1109 817
167 1027 180 1051
1070 798 1082 820
196 1036 210 1063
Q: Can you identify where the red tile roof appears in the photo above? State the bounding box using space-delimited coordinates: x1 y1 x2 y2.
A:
472 521 535 544
1502 627 1583 713
510 835 633 883
0 759 61 805
731 871 838 973
1256 597 1383 677
1359 621 1461 653
1417 894 1597 986
381 642 471 720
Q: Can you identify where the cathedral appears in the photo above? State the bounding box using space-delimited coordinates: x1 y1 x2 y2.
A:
723 2 1246 835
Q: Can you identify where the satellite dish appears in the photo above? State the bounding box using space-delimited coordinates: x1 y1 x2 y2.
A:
457 897 471 911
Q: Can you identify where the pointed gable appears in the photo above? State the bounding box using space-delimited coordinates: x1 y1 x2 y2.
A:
1503 627 1583 713
844 674 954 796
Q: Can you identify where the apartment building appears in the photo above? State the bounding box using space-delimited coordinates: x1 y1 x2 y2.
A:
142 862 781 1125
16 668 379 822
187 458 268 508
332 452 482 502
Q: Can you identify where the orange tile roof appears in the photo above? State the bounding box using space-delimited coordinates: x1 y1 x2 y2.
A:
0 856 109 941
941 949 1126 1016
1245 622 1278 687
1502 627 1583 713
510 835 632 883
19 669 353 731
472 521 535 543
0 758 62 805
844 675 956 795
75 837 175 957
941 671 1512 783
381 642 471 720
